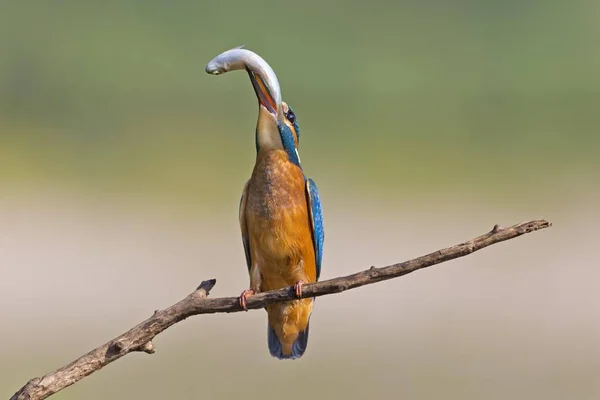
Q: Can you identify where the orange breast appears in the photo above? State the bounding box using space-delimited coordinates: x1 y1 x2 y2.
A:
245 149 317 292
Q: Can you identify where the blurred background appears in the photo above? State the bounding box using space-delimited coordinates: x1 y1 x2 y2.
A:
1 1 599 399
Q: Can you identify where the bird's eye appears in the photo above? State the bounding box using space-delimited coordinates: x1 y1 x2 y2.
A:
286 110 296 123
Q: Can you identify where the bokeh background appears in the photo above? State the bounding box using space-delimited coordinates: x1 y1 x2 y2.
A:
2 1 599 399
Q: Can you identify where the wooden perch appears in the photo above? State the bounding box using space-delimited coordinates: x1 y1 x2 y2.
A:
10 219 551 400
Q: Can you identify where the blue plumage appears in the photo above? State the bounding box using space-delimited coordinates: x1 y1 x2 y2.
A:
278 122 301 167
268 322 310 360
305 178 324 280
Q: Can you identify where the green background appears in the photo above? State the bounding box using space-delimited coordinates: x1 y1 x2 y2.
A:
2 2 599 399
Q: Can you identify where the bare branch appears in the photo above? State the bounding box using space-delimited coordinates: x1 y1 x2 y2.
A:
10 219 551 400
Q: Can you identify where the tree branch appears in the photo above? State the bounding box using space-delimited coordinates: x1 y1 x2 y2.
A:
10 219 551 400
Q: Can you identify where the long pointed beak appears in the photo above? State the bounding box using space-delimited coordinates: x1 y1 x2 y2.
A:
247 69 278 116
205 46 283 120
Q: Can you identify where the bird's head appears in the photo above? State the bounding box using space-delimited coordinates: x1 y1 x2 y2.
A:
206 46 302 166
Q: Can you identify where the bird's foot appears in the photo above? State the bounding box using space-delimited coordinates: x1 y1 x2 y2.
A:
294 280 305 298
239 289 255 311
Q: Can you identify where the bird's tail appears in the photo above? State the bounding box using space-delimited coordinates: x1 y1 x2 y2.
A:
268 321 310 360
266 299 313 360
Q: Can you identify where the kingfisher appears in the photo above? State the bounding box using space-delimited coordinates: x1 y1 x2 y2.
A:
206 47 324 359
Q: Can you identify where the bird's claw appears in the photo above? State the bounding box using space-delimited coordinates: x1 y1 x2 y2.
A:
239 289 255 311
294 281 304 298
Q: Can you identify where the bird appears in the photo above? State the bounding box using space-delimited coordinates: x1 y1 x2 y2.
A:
206 47 324 359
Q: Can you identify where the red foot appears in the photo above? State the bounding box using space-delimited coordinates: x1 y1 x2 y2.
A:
294 281 305 298
239 289 255 310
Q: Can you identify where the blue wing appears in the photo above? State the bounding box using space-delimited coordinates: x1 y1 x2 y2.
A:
305 178 324 280
239 180 252 272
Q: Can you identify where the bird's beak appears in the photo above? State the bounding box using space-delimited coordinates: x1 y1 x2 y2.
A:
247 69 280 118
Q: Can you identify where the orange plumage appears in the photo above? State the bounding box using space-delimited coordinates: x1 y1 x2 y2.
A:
203 47 325 359
240 147 317 358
